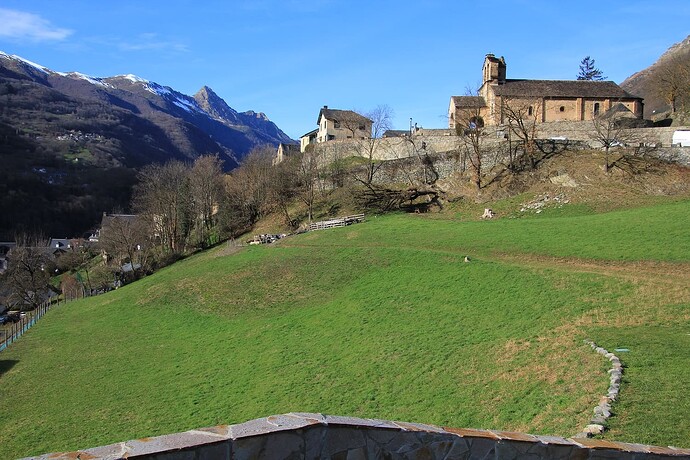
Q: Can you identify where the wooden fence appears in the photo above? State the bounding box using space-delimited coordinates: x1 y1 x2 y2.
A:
308 214 365 231
0 300 55 352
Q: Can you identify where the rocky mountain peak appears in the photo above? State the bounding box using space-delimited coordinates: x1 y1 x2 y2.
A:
242 110 269 121
193 85 239 123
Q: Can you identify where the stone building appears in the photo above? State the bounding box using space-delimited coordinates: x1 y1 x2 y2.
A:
449 54 644 129
273 142 300 165
300 106 372 152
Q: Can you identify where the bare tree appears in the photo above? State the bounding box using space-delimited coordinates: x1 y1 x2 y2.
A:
590 107 642 173
502 96 542 170
270 153 300 228
99 215 151 277
453 91 489 190
225 147 276 225
133 161 192 254
89 265 118 293
60 274 83 301
189 155 225 248
351 105 393 187
295 146 322 223
2 236 52 309
389 136 439 187
653 55 690 114
55 242 97 293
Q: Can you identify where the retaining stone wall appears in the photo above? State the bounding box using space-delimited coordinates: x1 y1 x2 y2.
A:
312 124 690 167
28 413 690 459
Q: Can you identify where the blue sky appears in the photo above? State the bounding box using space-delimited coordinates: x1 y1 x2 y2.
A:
1 1 689 139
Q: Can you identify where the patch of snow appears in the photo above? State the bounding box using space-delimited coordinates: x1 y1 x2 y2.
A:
147 82 172 96
0 51 50 73
114 75 175 97
173 96 201 113
59 71 111 87
120 74 149 84
173 100 192 112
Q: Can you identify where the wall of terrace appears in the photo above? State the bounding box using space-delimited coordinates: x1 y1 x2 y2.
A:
311 124 690 167
28 413 690 459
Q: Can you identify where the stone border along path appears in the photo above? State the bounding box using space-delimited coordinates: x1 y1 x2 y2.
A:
574 340 624 438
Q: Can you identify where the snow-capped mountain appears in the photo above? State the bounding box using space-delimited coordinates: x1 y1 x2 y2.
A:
0 51 294 239
0 50 293 168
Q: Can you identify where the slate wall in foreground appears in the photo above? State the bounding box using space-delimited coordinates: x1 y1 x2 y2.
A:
25 413 690 459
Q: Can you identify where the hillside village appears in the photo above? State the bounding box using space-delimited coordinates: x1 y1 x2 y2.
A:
289 53 686 166
1 42 690 458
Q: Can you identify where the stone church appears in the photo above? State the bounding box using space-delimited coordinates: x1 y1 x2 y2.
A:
448 54 644 129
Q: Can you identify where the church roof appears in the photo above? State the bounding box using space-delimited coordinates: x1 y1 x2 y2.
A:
494 79 641 99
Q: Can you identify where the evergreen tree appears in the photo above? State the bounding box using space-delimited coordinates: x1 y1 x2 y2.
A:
577 56 606 81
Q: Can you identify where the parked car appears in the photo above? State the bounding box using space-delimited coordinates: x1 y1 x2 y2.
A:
1 313 20 324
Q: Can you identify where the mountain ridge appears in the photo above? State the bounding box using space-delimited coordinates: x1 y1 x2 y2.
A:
620 34 690 118
0 50 294 166
0 51 294 238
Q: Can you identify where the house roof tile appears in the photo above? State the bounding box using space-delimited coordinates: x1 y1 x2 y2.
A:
318 108 372 125
450 96 487 108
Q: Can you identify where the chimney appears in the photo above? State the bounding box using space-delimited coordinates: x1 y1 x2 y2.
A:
323 105 328 109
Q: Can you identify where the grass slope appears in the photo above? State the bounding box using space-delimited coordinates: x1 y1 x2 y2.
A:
0 200 688 457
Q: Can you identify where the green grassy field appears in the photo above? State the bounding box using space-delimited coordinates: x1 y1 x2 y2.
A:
0 200 688 458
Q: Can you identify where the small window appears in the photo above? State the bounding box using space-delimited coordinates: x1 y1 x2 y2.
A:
334 121 340 128
594 102 600 115
358 125 365 130
327 134 335 141
559 106 565 112
528 106 533 116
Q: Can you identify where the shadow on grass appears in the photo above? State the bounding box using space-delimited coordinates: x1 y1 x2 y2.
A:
0 360 19 378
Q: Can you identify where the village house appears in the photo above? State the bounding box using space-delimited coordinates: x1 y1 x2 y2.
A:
448 54 644 129
300 106 373 152
47 238 72 256
300 129 318 152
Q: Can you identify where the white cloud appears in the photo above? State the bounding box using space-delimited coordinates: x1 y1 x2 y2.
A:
0 8 73 42
118 33 189 53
